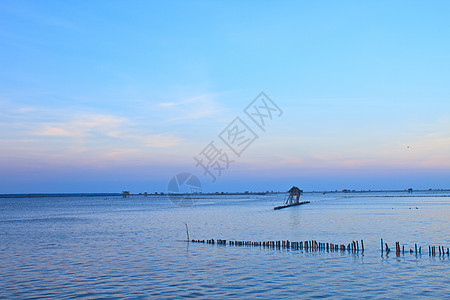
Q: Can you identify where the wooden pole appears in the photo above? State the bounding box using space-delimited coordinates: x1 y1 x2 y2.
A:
184 223 190 242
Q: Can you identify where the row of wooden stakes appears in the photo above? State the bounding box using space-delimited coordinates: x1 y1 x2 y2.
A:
193 238 449 257
381 238 450 256
193 239 365 253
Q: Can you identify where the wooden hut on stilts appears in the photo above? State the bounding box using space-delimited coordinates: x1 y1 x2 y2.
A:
285 186 303 205
274 186 309 210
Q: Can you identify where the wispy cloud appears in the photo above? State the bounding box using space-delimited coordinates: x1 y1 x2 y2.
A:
0 101 184 165
158 94 224 121
141 134 182 148
32 113 127 138
238 116 450 171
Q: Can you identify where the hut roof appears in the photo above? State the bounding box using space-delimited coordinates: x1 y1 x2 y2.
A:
288 186 301 193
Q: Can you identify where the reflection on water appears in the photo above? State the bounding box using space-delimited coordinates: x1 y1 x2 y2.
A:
1 191 449 298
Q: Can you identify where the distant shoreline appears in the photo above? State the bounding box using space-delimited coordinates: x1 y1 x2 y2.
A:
0 193 122 199
1 189 449 199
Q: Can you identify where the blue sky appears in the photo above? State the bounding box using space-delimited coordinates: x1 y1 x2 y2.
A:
1 0 449 193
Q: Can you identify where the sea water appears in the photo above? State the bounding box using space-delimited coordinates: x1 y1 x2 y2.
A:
1 191 449 298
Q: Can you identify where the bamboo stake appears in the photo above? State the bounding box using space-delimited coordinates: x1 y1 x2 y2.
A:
184 223 190 242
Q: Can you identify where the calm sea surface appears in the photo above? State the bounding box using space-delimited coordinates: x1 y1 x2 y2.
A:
1 191 449 299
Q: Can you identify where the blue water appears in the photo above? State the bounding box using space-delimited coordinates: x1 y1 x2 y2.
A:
1 191 449 299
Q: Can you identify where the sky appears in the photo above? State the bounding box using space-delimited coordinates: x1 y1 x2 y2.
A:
1 0 450 193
